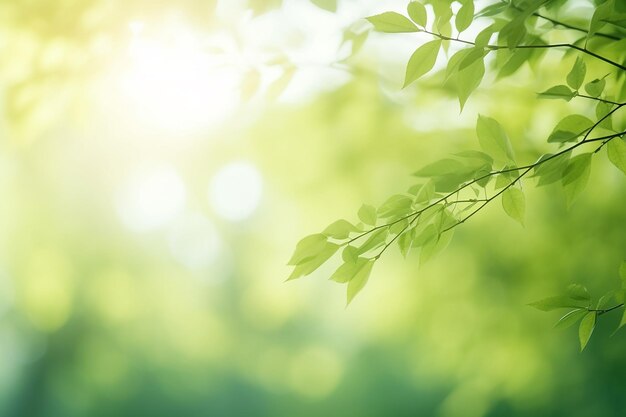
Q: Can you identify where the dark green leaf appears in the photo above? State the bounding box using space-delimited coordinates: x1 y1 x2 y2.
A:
366 12 419 33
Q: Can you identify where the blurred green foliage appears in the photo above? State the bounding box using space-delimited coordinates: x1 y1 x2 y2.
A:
1 1 626 417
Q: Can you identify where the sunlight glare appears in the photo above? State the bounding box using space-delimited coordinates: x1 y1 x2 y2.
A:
209 161 263 221
120 23 239 134
116 165 186 232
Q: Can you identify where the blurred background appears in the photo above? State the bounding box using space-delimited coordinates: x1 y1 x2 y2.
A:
1 0 625 416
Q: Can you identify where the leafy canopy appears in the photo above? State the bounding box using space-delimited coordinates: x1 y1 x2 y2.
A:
291 0 626 350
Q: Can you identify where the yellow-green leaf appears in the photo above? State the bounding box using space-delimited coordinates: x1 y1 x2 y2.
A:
407 1 427 27
502 187 525 226
403 40 441 88
347 259 374 304
366 12 419 33
607 137 626 176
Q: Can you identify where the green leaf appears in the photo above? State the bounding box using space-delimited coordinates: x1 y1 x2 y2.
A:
566 57 586 90
475 25 496 47
547 115 594 143
578 311 596 351
562 153 592 207
356 228 388 255
596 101 613 130
413 180 435 203
287 242 340 280
567 284 591 301
529 296 589 311
407 1 427 27
500 17 527 49
620 261 626 284
347 259 374 305
532 152 571 186
403 40 441 88
397 227 415 258
476 2 508 18
607 137 626 176
377 195 413 219
459 47 487 71
455 53 485 110
497 47 532 79
455 1 474 33
502 187 525 226
617 306 626 334
310 0 337 12
330 257 370 283
476 115 515 163
584 78 606 97
323 219 359 239
342 245 358 263
555 309 588 329
414 158 464 177
288 234 327 265
358 204 377 226
366 12 419 33
538 85 576 101
420 229 453 266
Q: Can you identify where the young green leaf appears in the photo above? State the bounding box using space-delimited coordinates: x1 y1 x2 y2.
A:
459 47 487 71
584 78 606 97
476 115 515 163
607 137 626 176
356 228 388 255
532 152 571 186
358 204 377 226
502 187 525 226
288 242 340 280
310 0 337 12
547 115 594 143
567 284 591 301
330 257 370 283
562 153 592 207
288 234 328 265
579 311 596 351
455 54 485 111
366 12 419 33
347 259 374 304
455 1 474 33
566 57 586 90
620 261 626 284
538 85 576 101
420 229 454 266
407 1 427 27
529 296 589 311
403 40 441 88
555 309 588 329
323 219 359 239
377 194 413 219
